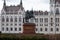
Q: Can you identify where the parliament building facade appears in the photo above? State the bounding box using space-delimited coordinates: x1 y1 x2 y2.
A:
0 0 60 34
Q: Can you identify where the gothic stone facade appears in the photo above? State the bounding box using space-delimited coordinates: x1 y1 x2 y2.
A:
0 0 60 34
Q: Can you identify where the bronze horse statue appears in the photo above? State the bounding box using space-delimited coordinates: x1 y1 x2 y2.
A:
25 10 35 23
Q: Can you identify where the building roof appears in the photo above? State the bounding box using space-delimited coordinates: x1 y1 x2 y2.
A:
6 5 20 11
33 11 48 15
5 5 24 12
3 0 24 12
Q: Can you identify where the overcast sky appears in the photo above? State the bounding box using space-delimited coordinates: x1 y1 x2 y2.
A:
0 0 50 13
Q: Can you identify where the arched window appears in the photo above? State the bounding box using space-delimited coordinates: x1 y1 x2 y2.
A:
15 17 17 22
10 17 13 22
2 16 5 22
6 27 8 31
45 28 47 31
56 8 59 15
2 27 4 31
56 28 59 31
40 28 43 31
51 28 53 31
10 28 13 31
19 28 21 31
19 17 21 22
35 18 38 23
6 17 9 22
51 18 53 22
15 28 17 31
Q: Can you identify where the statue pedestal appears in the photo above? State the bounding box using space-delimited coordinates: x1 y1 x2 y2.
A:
23 23 36 34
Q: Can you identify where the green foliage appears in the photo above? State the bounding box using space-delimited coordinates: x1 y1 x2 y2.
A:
0 34 48 40
0 36 48 40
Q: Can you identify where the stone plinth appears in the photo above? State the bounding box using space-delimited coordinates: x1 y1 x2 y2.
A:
23 23 36 34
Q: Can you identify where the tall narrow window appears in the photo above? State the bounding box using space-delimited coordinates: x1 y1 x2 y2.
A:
35 18 38 23
56 8 59 15
19 17 21 22
45 28 47 31
19 28 21 31
10 17 13 22
44 18 48 23
56 28 59 31
40 28 43 31
2 17 5 22
50 18 53 26
15 17 17 22
40 18 43 23
11 28 13 31
51 28 53 31
55 18 59 23
6 27 8 31
6 17 9 22
2 27 4 31
15 28 17 31
51 18 53 22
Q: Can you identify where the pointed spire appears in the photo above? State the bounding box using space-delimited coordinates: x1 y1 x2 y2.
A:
3 0 6 10
20 0 22 6
4 0 6 6
20 0 24 10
